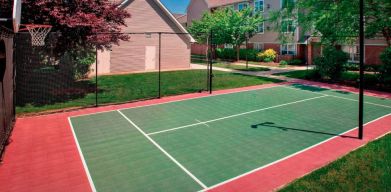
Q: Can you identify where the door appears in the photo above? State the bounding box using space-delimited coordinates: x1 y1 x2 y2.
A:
145 46 156 70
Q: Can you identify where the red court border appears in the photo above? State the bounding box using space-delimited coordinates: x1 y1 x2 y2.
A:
0 81 390 192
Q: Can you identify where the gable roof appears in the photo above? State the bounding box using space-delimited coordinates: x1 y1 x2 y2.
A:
205 0 249 8
118 0 195 42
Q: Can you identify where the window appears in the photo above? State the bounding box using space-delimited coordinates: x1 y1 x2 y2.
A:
254 0 264 12
238 3 248 11
281 19 295 33
343 46 360 63
281 0 295 9
281 44 296 55
258 22 265 33
224 44 234 49
254 43 264 51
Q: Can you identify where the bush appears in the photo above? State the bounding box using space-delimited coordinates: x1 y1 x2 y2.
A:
258 49 277 62
314 46 349 81
379 46 391 83
288 59 304 65
215 48 262 61
280 60 288 67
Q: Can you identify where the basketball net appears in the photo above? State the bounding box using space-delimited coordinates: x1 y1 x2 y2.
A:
23 24 52 46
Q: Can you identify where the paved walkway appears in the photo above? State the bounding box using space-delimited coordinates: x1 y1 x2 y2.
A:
191 63 312 82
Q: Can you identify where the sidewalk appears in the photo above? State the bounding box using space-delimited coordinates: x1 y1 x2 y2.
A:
191 63 309 82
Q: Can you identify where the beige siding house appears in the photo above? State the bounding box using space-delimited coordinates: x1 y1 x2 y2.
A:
187 0 388 65
96 0 195 74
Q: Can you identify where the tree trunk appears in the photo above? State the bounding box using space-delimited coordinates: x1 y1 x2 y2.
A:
236 45 240 61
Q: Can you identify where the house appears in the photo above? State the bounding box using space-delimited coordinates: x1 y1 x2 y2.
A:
96 0 195 74
173 14 188 28
187 0 388 65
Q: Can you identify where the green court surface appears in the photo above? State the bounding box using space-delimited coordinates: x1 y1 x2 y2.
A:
69 84 391 192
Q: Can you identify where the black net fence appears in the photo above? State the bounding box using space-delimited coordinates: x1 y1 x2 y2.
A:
0 37 15 159
15 32 212 115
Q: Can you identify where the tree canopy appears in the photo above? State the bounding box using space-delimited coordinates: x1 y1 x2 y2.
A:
188 7 263 60
22 0 131 50
269 0 391 46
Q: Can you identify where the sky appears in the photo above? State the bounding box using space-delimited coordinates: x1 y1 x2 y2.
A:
160 0 191 14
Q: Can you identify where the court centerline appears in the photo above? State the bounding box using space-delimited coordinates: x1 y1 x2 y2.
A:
117 110 208 189
146 95 328 136
69 85 285 119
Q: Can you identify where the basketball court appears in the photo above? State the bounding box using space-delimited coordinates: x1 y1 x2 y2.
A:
1 1 391 191
67 83 391 191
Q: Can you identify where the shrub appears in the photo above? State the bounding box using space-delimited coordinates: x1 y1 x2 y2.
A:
280 60 288 67
215 48 262 61
314 46 349 81
258 49 277 62
288 59 304 65
379 46 391 83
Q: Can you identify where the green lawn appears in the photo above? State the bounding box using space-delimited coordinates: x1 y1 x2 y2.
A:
280 133 391 191
212 63 271 72
16 70 282 115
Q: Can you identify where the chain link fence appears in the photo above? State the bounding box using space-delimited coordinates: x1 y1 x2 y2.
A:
15 32 213 115
0 37 15 159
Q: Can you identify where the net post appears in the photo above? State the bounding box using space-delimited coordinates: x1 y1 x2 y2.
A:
358 0 364 139
95 47 98 107
158 32 162 99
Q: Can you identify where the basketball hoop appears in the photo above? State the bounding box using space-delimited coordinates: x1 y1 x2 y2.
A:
20 24 52 46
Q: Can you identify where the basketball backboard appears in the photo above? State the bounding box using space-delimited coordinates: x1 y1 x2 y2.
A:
12 0 21 32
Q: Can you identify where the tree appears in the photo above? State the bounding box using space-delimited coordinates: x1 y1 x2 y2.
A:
22 0 131 50
269 0 391 46
189 7 263 61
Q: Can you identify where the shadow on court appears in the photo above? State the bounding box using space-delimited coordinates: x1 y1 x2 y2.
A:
251 122 358 139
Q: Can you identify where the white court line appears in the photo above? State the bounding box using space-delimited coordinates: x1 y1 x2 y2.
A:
147 95 328 136
68 118 97 192
117 110 208 190
69 85 285 119
203 113 391 191
282 86 391 109
196 119 210 127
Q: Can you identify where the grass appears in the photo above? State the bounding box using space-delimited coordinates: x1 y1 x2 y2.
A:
16 69 282 115
212 63 270 72
280 133 391 191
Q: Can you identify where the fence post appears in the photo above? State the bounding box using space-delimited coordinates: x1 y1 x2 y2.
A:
95 47 98 107
158 32 162 99
209 30 213 94
358 0 364 139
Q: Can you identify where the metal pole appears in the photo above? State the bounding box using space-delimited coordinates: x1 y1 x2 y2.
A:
95 48 98 107
246 38 248 69
158 32 162 98
209 30 213 94
358 0 364 139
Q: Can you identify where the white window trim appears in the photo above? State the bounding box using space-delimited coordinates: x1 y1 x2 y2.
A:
253 43 264 51
344 45 362 63
280 44 297 55
254 0 265 12
224 44 234 49
257 22 265 34
282 19 295 34
238 2 249 11
280 0 295 9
